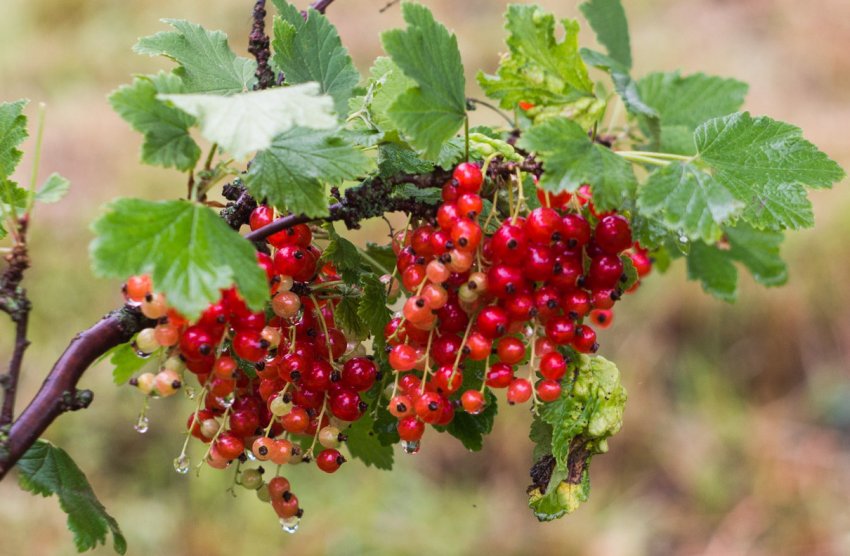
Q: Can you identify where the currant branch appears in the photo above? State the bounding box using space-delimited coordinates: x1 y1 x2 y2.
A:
0 307 153 480
0 215 32 429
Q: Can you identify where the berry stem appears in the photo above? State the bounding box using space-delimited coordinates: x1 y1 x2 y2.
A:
526 326 541 413
418 327 436 395
307 398 328 457
449 317 475 385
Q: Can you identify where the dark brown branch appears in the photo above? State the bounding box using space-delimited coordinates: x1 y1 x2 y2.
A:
0 307 151 480
243 170 450 241
0 216 32 428
309 0 337 14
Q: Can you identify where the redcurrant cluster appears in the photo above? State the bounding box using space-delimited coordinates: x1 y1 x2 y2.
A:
383 162 652 451
122 209 382 532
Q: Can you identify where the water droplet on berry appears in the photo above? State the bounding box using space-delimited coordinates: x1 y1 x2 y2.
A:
173 454 190 474
402 440 420 454
217 392 236 409
279 516 300 534
134 413 149 434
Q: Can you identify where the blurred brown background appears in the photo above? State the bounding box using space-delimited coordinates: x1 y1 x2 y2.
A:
1 0 849 554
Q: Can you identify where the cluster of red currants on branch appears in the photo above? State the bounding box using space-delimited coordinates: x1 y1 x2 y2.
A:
119 159 652 531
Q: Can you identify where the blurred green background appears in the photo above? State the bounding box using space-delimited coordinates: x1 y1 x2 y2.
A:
1 0 849 554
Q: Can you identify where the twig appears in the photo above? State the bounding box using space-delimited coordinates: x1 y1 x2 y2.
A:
379 0 400 13
0 216 31 428
0 306 153 480
466 97 516 128
309 0 337 14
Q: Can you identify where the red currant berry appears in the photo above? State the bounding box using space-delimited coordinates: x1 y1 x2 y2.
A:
536 379 562 402
415 391 445 424
525 207 563 244
594 214 632 254
539 352 568 380
496 337 526 365
328 388 364 422
476 306 509 339
545 316 576 345
397 416 425 441
586 254 624 289
490 224 527 265
232 329 268 362
341 357 377 392
214 433 245 460
561 214 591 248
485 362 514 388
507 378 533 405
316 449 345 473
572 325 598 354
389 395 414 418
452 162 483 193
461 390 486 414
589 308 614 328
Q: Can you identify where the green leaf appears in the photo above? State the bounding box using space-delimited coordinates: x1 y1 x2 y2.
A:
17 440 127 554
579 0 632 69
0 99 28 180
334 296 369 341
345 415 394 470
377 143 434 177
362 243 396 276
357 57 416 137
1 179 28 213
686 241 738 301
528 466 590 522
357 273 392 351
580 49 657 121
381 3 467 159
529 355 626 520
271 1 360 116
478 5 593 110
637 162 744 243
108 342 151 385
518 117 636 210
34 173 70 204
443 390 497 452
323 224 362 284
725 224 787 287
638 72 748 153
90 199 268 319
160 84 337 159
245 126 371 217
109 72 201 172
134 19 256 94
373 405 401 446
530 416 554 462
694 112 845 229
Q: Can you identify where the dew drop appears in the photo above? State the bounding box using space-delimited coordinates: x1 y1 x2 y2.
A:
279 516 300 534
217 392 236 409
402 440 420 454
134 413 149 434
173 454 191 474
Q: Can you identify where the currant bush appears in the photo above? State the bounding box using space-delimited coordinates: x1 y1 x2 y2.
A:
1 0 844 552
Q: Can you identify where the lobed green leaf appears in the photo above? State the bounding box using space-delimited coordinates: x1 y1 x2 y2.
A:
90 199 268 319
245 126 371 217
271 1 360 116
109 72 200 171
134 19 256 94
381 3 467 160
518 116 636 210
160 84 337 160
